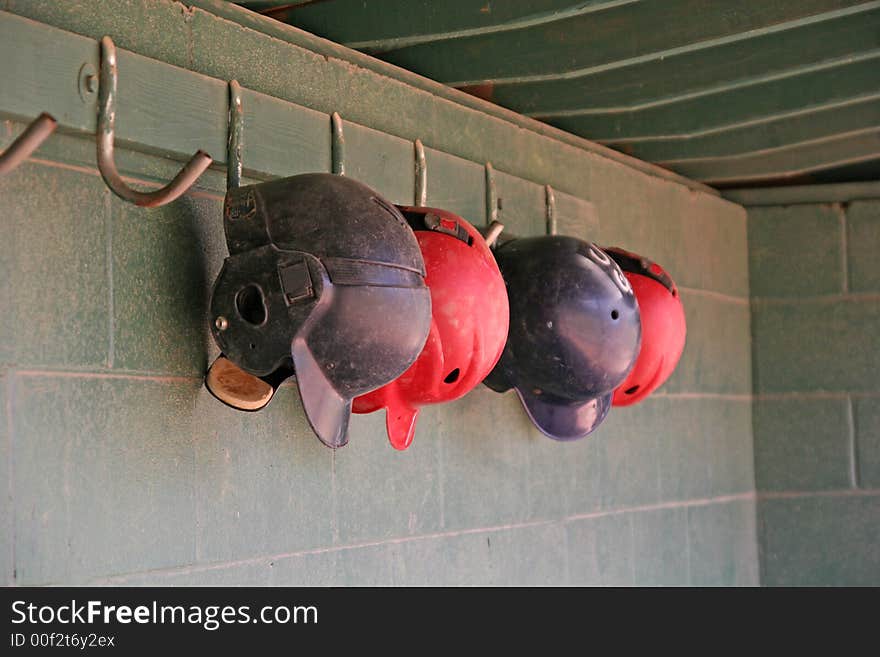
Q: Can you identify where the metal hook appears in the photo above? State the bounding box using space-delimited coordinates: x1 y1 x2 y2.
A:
485 161 498 225
0 113 57 176
97 36 212 207
414 139 427 206
545 184 558 235
331 112 345 175
483 220 505 248
227 80 244 190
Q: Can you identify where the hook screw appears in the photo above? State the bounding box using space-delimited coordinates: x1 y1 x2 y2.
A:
77 63 98 102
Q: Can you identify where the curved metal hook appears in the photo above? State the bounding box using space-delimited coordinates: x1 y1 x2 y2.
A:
484 161 499 228
331 112 345 175
414 138 427 206
545 184 557 235
227 80 244 190
483 220 505 248
97 36 212 207
0 113 57 176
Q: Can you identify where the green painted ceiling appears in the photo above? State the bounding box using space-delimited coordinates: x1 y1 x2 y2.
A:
238 1 880 188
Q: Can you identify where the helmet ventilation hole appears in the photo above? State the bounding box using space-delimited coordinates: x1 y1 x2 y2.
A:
624 385 639 395
236 285 267 326
444 368 460 384
611 309 619 320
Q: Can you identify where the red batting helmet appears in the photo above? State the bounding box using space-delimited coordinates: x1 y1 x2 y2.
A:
605 247 686 407
352 207 509 450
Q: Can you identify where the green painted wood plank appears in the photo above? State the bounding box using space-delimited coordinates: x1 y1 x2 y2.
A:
343 120 416 205
806 158 880 185
0 10 330 181
554 189 600 240
610 95 880 163
493 170 546 236
544 54 880 141
238 87 332 177
248 0 599 51
422 146 486 224
369 0 862 84
484 3 880 115
0 11 98 131
0 11 228 162
177 1 722 194
723 181 880 205
184 5 713 198
7 0 191 69
679 128 880 185
113 50 228 161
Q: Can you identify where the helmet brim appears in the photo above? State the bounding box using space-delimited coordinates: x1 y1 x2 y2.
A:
292 337 352 449
514 387 612 441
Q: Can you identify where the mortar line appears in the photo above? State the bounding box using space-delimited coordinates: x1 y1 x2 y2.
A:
5 374 15 586
28 157 225 202
90 517 557 584
683 508 692 586
752 292 880 304
677 287 749 305
627 513 636 585
755 502 766 586
654 430 663 504
755 391 880 401
14 369 199 383
193 431 201 564
758 488 880 500
651 392 752 401
105 191 114 369
437 416 446 530
330 450 339 545
561 518 571 586
565 492 756 522
83 492 756 584
848 396 860 489
838 203 849 294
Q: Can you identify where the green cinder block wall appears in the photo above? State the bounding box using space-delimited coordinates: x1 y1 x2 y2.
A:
0 1 756 585
748 199 880 586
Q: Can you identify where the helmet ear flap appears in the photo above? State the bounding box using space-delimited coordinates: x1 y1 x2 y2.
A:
210 248 327 378
456 327 488 393
204 355 294 412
